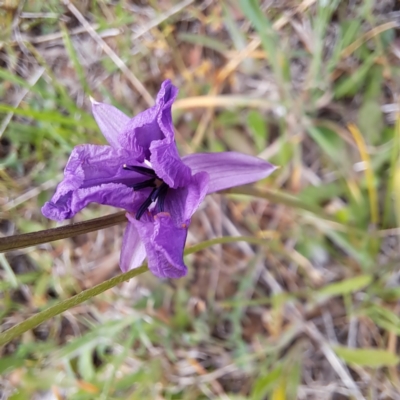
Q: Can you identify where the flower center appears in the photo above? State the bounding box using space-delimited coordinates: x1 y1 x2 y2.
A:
123 164 169 220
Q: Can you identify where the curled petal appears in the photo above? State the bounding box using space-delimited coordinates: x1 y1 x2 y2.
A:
182 152 276 194
52 144 145 202
156 80 178 141
129 213 188 279
120 221 146 273
42 183 146 222
42 144 151 221
119 80 178 160
42 196 72 221
91 100 130 148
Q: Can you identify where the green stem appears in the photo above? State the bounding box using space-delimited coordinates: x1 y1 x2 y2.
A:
0 236 267 347
0 265 148 347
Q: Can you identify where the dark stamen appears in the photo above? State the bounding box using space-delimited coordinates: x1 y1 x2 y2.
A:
132 179 156 191
150 182 168 202
135 182 169 220
156 185 169 213
136 188 157 220
123 164 156 178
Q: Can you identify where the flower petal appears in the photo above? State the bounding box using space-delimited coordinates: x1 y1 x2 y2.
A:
42 183 147 222
42 144 152 221
150 140 192 188
120 221 146 273
91 100 130 148
119 80 178 160
129 213 188 279
182 152 276 194
164 171 209 223
53 144 146 201
156 80 178 141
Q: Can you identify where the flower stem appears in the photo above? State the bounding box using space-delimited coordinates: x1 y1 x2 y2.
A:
0 264 147 347
0 236 267 346
0 186 358 255
0 211 126 253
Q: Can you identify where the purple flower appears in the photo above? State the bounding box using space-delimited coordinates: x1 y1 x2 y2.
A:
42 80 276 279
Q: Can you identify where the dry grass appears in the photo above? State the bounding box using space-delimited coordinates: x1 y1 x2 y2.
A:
1 0 400 399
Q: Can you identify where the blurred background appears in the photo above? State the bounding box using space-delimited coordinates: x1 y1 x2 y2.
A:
1 0 400 399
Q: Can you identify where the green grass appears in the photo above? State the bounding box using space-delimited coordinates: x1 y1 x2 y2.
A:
1 0 400 399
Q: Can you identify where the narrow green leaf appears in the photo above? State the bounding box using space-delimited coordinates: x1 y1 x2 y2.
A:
223 3 248 53
317 275 372 297
247 110 268 152
78 349 96 382
364 305 400 336
252 365 283 400
307 125 346 165
61 22 92 96
358 100 383 145
341 20 363 49
0 68 44 96
0 356 25 375
309 0 340 87
0 104 95 128
334 346 399 367
238 0 284 84
334 54 376 99
324 229 372 269
57 318 137 359
327 20 361 74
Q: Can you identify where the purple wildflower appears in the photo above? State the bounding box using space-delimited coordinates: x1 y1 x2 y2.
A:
42 80 276 279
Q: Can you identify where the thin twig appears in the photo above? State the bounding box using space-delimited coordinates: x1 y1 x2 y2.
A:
173 95 275 110
63 0 154 106
0 67 45 139
20 25 120 44
255 246 365 399
15 0 194 46
131 0 196 41
1 174 61 212
303 323 365 400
